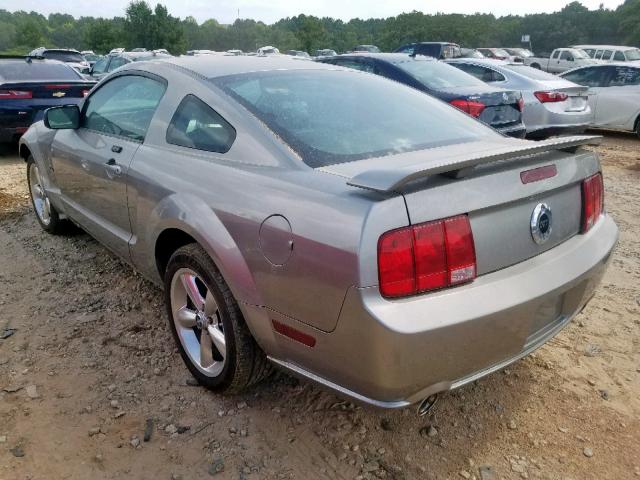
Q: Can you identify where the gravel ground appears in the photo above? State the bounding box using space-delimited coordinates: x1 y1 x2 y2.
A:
0 134 638 480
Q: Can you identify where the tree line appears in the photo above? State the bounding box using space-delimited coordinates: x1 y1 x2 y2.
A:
1 0 639 56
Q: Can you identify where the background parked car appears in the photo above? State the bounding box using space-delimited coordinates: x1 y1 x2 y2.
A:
318 53 525 137
524 48 599 73
560 63 640 137
257 46 280 56
503 48 535 62
476 48 513 61
572 45 640 63
352 45 381 53
315 49 337 57
28 47 90 74
459 48 485 59
0 56 94 143
89 50 172 80
81 50 101 67
447 58 592 139
286 50 311 58
393 42 461 59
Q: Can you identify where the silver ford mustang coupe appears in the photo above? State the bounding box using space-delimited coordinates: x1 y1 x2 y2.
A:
19 56 618 414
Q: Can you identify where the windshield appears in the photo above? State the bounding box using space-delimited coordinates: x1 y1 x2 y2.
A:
571 49 590 59
395 59 487 89
213 70 496 167
493 49 510 57
42 51 85 63
625 49 640 61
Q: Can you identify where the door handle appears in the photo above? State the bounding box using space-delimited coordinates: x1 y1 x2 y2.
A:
105 158 122 176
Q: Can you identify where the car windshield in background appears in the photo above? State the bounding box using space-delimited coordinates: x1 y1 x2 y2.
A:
213 70 495 168
42 51 85 63
625 49 640 61
0 61 82 81
493 49 510 57
571 50 590 59
395 59 487 89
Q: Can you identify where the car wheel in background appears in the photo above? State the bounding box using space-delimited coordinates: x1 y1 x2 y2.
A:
635 116 640 139
165 243 272 393
27 155 68 234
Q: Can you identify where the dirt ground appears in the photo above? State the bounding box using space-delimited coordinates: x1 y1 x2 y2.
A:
0 134 638 480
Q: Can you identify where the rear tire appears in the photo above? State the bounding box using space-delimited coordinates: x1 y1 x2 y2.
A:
164 243 272 393
26 155 68 234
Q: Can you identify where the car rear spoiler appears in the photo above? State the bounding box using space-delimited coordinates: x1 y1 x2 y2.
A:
345 135 602 193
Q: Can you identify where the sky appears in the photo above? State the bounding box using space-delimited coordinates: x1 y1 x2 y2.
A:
0 0 627 24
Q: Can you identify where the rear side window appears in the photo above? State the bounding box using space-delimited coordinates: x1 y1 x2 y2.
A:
614 51 625 61
608 67 640 86
333 59 375 73
602 50 613 60
561 67 607 87
452 63 505 82
0 61 81 81
166 95 236 153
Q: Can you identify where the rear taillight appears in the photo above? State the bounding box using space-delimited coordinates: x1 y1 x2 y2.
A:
378 215 476 298
517 96 525 112
0 90 32 99
45 84 72 89
581 173 604 233
82 90 90 97
450 99 486 118
534 91 568 103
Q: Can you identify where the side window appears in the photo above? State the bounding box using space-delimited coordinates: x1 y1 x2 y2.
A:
562 67 606 88
559 51 571 60
614 51 625 61
583 49 596 58
608 67 640 86
92 56 108 74
594 49 603 59
602 50 613 60
551 50 560 59
396 45 415 54
166 95 236 153
82 75 166 141
334 59 374 73
451 64 504 82
108 56 129 72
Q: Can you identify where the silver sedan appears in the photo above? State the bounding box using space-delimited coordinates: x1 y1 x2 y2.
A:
447 58 593 139
19 56 617 413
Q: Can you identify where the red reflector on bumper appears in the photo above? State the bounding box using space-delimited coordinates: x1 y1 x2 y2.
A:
272 319 316 347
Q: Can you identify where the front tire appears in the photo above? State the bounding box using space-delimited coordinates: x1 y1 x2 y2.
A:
26 155 67 234
164 243 271 393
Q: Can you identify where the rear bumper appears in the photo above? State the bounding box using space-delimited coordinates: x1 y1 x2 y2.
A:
268 215 618 408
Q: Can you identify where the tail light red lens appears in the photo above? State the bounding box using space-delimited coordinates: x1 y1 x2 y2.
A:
378 215 476 298
82 89 90 97
534 91 568 103
517 96 525 112
581 173 604 233
450 99 486 118
0 90 32 99
45 84 72 89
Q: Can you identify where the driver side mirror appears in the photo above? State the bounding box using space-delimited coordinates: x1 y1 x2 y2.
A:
44 105 80 130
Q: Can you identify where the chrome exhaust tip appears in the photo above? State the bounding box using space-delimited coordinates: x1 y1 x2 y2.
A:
417 394 438 416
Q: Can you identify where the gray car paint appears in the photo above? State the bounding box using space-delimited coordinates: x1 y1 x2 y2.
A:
19 56 618 407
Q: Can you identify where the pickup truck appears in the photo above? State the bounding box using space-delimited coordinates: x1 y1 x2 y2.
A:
524 48 600 73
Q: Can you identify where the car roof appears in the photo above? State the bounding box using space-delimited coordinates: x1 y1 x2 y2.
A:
337 52 436 63
572 45 637 50
31 47 82 54
146 55 343 78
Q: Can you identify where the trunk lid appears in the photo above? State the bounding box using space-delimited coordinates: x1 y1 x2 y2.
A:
320 136 601 275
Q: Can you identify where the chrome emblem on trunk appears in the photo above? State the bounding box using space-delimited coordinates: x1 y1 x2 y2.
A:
531 203 552 245
52 91 66 98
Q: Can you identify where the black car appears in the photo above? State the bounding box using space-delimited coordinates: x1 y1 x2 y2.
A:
0 56 95 143
394 42 462 60
89 51 172 80
318 53 526 138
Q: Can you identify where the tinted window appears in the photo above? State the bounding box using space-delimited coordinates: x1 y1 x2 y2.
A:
333 59 375 73
108 57 129 72
551 51 560 59
415 44 442 58
452 63 505 82
0 61 81 81
594 50 603 59
92 56 108 74
583 48 596 57
607 67 640 86
561 67 607 87
614 51 626 61
82 75 165 141
395 45 415 54
560 51 572 60
166 95 236 153
42 50 84 63
602 50 613 60
394 59 486 89
214 70 496 168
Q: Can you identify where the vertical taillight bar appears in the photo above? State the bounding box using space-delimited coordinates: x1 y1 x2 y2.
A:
581 173 604 233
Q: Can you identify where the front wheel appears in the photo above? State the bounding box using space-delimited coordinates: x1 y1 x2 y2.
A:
27 156 67 234
164 243 272 393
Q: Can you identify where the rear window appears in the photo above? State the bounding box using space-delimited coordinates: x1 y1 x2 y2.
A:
394 59 487 89
42 51 84 63
213 69 496 168
0 60 82 81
